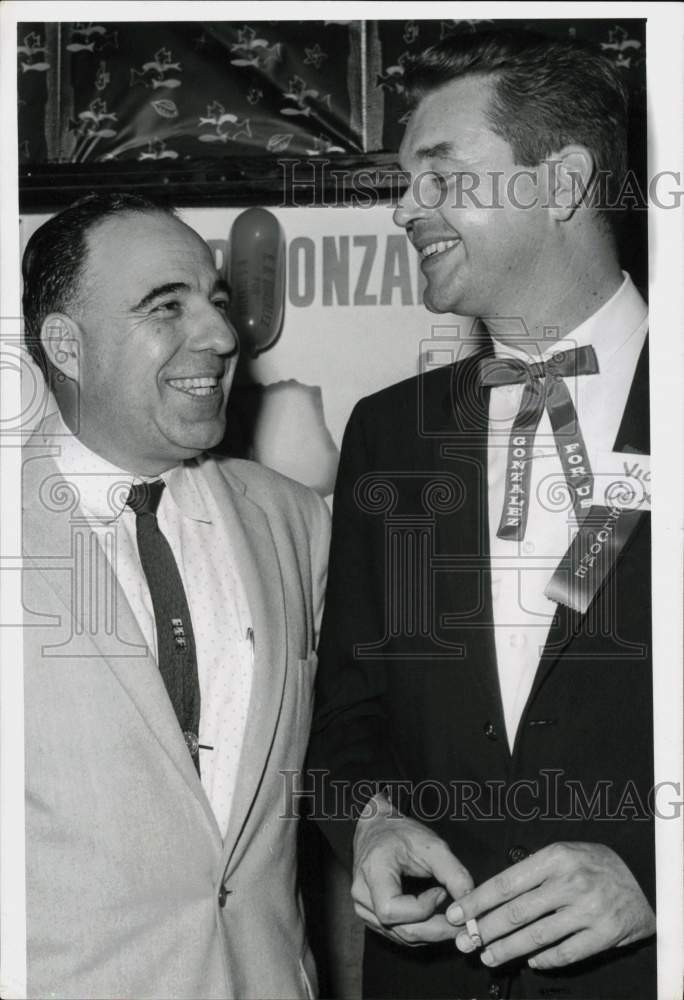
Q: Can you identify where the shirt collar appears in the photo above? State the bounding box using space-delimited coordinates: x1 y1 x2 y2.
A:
492 272 648 369
41 410 212 524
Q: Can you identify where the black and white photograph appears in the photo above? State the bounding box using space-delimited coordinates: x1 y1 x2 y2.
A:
1 3 682 999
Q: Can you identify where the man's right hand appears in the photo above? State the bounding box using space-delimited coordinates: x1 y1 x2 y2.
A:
351 793 474 946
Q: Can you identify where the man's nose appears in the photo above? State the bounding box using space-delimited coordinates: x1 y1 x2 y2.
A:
193 304 239 356
393 175 431 230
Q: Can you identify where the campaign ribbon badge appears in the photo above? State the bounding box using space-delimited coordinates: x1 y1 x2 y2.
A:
544 452 650 614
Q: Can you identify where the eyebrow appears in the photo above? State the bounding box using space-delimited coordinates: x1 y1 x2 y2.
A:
131 278 231 312
413 141 458 162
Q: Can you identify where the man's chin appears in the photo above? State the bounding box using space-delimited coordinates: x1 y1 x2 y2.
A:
171 418 227 458
423 284 477 318
191 427 226 454
423 290 454 315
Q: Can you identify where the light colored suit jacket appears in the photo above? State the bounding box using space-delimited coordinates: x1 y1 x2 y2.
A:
22 430 330 1000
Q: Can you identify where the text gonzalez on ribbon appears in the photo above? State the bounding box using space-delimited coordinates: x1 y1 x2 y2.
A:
503 434 529 530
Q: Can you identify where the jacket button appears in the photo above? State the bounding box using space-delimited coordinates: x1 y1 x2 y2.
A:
218 885 229 907
508 845 529 864
483 721 498 740
488 985 502 999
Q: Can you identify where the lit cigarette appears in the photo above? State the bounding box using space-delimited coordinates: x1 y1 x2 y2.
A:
466 918 482 948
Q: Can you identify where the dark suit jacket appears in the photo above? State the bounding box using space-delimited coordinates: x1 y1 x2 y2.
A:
308 343 654 1000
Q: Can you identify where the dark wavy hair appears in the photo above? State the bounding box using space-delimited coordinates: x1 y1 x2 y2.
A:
402 29 629 216
22 191 173 376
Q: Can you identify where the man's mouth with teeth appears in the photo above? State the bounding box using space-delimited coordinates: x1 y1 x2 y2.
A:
420 238 462 259
167 375 221 397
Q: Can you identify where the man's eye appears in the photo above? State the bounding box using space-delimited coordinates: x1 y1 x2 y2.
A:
213 299 231 314
153 300 181 314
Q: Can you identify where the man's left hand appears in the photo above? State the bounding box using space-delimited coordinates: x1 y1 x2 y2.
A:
446 842 655 970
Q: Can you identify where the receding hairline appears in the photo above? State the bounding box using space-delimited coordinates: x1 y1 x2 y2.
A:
82 204 180 246
58 207 172 315
75 207 210 301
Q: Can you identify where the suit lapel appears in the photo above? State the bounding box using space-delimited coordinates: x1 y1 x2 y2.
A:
22 445 221 839
434 358 506 738
198 461 288 867
524 336 650 709
614 336 649 453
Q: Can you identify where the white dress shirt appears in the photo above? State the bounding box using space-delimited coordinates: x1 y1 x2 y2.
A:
487 274 648 750
41 411 253 837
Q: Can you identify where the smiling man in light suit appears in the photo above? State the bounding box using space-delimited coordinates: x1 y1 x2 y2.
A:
21 192 329 999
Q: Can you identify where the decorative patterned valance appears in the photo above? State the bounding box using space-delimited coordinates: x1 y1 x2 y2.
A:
18 18 646 165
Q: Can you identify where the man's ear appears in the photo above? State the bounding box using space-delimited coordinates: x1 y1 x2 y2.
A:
39 313 82 382
545 145 595 221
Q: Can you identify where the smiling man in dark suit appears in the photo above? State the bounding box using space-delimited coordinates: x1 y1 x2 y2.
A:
308 29 655 1000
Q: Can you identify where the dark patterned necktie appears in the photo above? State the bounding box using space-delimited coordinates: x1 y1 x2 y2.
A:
478 345 600 540
126 480 201 774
